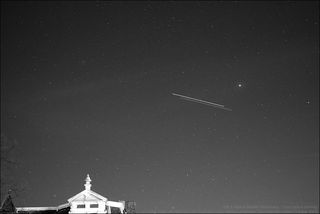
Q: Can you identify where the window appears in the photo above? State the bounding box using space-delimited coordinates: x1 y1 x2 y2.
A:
77 204 85 208
90 204 99 208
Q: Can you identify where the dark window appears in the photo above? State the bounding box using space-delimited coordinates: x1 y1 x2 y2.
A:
77 204 85 208
90 204 99 208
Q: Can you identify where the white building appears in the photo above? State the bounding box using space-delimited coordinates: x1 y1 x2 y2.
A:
68 174 125 214
3 174 136 214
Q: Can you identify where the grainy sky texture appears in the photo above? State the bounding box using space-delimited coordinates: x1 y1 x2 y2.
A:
1 1 319 213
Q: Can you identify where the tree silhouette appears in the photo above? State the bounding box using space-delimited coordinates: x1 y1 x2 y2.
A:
0 134 24 204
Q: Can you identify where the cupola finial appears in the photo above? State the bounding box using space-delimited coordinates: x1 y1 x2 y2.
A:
84 174 92 191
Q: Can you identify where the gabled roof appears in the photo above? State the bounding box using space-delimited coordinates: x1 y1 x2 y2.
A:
67 189 107 202
67 174 108 203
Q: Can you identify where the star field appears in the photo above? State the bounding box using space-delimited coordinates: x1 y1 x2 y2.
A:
1 1 319 213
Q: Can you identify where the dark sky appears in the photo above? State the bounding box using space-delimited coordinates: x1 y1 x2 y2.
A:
1 1 319 213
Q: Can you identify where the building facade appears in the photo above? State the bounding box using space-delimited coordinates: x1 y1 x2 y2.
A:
1 174 136 214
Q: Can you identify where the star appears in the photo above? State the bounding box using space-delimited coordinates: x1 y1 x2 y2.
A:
237 83 243 88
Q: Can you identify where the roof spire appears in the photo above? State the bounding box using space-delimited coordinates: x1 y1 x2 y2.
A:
84 174 92 191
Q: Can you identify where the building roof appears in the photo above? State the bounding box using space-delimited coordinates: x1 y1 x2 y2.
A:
16 203 69 212
67 189 108 202
67 174 108 202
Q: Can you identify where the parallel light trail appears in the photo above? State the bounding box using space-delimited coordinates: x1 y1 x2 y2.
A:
172 93 232 111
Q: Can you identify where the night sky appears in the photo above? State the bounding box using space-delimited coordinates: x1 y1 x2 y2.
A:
1 1 319 213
